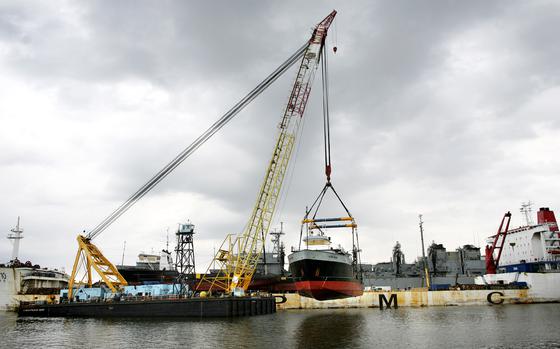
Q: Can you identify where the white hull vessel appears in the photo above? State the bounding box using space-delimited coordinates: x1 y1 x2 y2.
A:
1 218 69 311
0 266 69 311
476 272 560 303
476 207 560 303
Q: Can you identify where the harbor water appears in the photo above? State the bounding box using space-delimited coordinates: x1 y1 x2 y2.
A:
1 304 559 348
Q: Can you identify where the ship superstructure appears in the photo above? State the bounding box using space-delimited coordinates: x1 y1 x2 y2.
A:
490 207 560 272
1 218 69 311
361 241 486 290
476 206 560 302
117 252 178 284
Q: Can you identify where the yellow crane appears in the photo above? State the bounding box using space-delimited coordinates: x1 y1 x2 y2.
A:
67 10 337 299
198 11 337 295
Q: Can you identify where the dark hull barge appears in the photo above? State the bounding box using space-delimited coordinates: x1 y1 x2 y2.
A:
18 296 276 318
289 249 363 301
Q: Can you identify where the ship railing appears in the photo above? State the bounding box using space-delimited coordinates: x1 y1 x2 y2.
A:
55 293 186 305
119 294 184 302
54 291 273 306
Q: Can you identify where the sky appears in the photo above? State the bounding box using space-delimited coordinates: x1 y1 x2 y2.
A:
1 1 559 273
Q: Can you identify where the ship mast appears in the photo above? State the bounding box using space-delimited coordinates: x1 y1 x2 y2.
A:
520 201 534 226
418 214 431 289
7 217 24 262
270 223 285 255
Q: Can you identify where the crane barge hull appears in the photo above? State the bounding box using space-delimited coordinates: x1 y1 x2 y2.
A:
18 296 276 318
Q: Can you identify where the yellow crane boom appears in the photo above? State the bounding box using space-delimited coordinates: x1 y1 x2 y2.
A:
198 10 337 295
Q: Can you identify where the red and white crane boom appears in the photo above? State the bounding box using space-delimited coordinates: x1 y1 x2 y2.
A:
199 11 337 294
485 211 512 274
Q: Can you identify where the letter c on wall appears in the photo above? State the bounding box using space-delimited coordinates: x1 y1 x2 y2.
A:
487 291 504 305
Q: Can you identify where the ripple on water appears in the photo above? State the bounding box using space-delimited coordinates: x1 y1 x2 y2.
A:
1 304 559 349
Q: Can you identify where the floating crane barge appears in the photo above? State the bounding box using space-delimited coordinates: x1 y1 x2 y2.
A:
18 296 276 318
18 11 337 318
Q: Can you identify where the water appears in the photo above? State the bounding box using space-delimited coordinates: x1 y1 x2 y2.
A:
1 304 559 348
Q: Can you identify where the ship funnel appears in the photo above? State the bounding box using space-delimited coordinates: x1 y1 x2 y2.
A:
537 207 558 232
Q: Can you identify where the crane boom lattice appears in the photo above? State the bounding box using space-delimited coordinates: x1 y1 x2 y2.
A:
485 212 512 274
198 10 337 294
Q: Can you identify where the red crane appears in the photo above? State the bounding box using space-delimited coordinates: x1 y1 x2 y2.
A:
485 211 512 274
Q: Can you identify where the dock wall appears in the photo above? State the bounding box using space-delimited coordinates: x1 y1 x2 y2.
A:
276 289 531 310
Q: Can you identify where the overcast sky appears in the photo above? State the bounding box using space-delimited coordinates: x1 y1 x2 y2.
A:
1 1 559 273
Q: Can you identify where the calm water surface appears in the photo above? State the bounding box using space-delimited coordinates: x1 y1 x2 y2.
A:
1 304 559 348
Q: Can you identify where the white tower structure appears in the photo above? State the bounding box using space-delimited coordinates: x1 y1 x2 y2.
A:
7 217 23 262
520 201 534 226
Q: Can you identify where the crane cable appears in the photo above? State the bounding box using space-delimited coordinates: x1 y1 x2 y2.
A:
86 42 309 240
322 41 332 182
298 45 354 247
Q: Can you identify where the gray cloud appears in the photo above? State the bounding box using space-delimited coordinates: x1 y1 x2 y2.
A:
1 1 559 270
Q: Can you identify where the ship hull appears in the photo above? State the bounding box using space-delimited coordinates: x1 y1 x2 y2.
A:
116 266 178 284
288 249 363 301
1 266 67 311
475 272 560 302
294 280 363 300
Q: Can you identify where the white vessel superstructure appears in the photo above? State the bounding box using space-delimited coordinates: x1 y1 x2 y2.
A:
476 207 560 302
1 218 69 311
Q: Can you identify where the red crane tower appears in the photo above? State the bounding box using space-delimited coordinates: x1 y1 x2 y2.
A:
485 212 512 274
